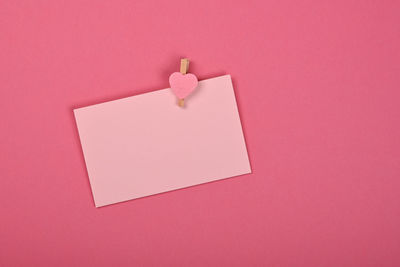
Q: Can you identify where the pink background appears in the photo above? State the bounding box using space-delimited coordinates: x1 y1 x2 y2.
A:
1 0 399 266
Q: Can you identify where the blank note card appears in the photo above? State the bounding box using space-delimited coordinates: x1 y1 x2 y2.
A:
74 75 251 207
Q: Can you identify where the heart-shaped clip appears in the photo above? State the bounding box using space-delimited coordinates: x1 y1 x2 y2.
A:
169 58 198 107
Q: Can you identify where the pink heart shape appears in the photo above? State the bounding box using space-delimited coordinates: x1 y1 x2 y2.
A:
169 72 198 99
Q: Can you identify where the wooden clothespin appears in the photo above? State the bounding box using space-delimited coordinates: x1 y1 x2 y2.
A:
180 58 189 75
169 58 198 108
178 59 189 107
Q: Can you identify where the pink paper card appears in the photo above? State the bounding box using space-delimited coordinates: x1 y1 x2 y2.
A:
74 75 251 207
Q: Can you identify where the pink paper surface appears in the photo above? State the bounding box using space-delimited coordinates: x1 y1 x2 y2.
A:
1 1 400 266
74 75 251 207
